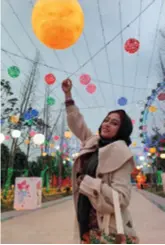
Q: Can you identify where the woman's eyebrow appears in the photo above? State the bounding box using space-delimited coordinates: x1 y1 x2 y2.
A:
110 118 120 123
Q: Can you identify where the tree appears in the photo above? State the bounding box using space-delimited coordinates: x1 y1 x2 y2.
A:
1 144 10 186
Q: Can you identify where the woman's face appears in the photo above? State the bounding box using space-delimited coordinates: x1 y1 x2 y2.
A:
100 113 121 139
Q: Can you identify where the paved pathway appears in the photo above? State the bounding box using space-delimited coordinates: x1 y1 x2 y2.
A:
1 189 165 244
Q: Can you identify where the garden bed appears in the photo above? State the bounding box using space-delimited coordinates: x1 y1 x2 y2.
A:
145 186 165 198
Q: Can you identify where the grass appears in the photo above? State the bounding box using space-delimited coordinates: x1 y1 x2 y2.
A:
146 185 165 198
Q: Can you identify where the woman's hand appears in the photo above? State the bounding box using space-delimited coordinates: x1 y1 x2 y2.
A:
62 78 72 98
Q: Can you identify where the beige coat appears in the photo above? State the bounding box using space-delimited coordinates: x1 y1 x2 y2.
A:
66 104 137 239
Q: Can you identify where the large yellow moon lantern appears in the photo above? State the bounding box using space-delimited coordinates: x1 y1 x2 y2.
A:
31 0 84 49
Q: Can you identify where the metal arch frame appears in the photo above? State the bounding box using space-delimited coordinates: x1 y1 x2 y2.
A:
139 81 165 147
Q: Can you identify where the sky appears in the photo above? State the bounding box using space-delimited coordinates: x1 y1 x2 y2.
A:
1 0 165 159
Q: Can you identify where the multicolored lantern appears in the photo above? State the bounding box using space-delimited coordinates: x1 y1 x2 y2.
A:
24 139 30 145
131 119 135 125
53 135 60 141
64 130 72 139
5 135 10 140
10 116 19 124
118 97 127 106
45 74 56 85
29 130 36 137
124 38 140 54
47 96 55 105
11 130 21 138
24 109 39 120
149 147 156 154
8 66 20 78
132 142 137 147
86 83 96 94
80 74 91 85
158 93 165 101
31 0 84 49
148 106 157 113
33 133 45 145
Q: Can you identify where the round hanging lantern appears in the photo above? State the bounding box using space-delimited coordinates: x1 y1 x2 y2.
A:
149 147 156 154
42 152 47 157
8 66 20 78
63 143 67 148
53 135 60 141
0 133 5 144
47 96 55 105
148 106 157 113
51 152 56 157
132 142 137 147
11 130 21 138
139 155 145 161
33 133 45 145
5 135 10 140
158 92 165 101
24 109 39 120
80 74 91 85
118 97 127 106
124 38 140 54
40 145 44 149
86 83 96 94
49 143 55 148
64 130 72 139
29 130 36 137
24 139 30 144
10 116 19 124
31 0 84 50
131 119 135 125
45 73 56 85
160 153 165 159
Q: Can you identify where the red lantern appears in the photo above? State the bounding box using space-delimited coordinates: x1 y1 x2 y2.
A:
131 119 135 125
124 38 140 54
53 135 60 141
80 74 91 85
158 93 165 101
45 74 56 85
86 83 96 94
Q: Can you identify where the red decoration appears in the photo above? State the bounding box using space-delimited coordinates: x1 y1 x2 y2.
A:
124 38 140 54
29 130 36 137
53 135 60 141
5 135 10 140
45 73 56 85
86 83 96 94
158 93 165 101
80 74 91 85
131 119 135 125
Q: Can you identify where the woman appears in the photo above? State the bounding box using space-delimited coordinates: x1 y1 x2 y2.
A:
62 79 138 244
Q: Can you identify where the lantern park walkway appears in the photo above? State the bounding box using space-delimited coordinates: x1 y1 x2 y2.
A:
1 189 165 244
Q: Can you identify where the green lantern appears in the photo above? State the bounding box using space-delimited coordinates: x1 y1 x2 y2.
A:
8 66 20 78
47 96 55 105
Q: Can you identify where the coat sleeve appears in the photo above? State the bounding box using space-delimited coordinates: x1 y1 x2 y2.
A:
66 104 93 142
79 159 133 213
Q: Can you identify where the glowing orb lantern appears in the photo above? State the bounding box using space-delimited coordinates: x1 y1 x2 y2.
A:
124 38 140 54
86 83 96 94
53 135 60 141
24 139 30 145
131 119 135 125
118 97 127 106
50 143 55 148
132 142 137 147
10 116 19 124
160 153 165 159
11 130 21 138
47 96 55 105
64 130 72 139
45 73 56 85
29 130 36 137
31 0 84 50
0 133 5 144
149 106 157 113
149 147 156 154
158 93 165 101
5 135 10 140
33 133 45 145
24 109 39 120
8 66 20 78
80 74 91 85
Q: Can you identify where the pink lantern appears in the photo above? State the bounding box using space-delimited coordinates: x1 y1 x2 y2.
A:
63 143 67 148
86 83 96 94
142 126 147 132
40 145 44 149
131 119 135 125
158 93 165 101
29 130 36 137
53 135 60 141
80 74 91 85
5 135 10 140
45 73 56 85
124 38 140 54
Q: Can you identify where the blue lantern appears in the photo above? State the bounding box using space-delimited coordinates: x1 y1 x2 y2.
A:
23 109 39 120
118 97 127 106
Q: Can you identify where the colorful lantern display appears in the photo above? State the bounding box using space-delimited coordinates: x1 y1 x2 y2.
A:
47 96 55 105
53 135 60 141
80 74 91 85
158 92 165 101
29 130 36 137
124 38 140 54
44 73 56 85
64 130 72 139
31 0 84 49
149 147 156 154
23 109 39 120
86 83 96 94
118 97 127 106
0 133 5 144
8 66 20 78
148 106 157 113
11 130 21 138
10 116 19 124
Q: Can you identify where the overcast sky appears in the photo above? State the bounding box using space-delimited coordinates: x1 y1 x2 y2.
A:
1 0 165 158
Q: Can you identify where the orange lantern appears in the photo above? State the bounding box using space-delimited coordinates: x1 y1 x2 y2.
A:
132 142 137 147
32 0 84 50
10 115 19 124
149 147 156 154
24 139 30 145
64 130 72 139
49 143 55 148
149 106 157 113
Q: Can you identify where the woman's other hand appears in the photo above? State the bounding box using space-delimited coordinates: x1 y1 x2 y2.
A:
62 78 72 96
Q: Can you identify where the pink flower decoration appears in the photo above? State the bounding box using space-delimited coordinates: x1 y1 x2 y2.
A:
5 135 10 140
80 74 91 85
86 83 96 94
29 130 36 137
17 180 29 191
